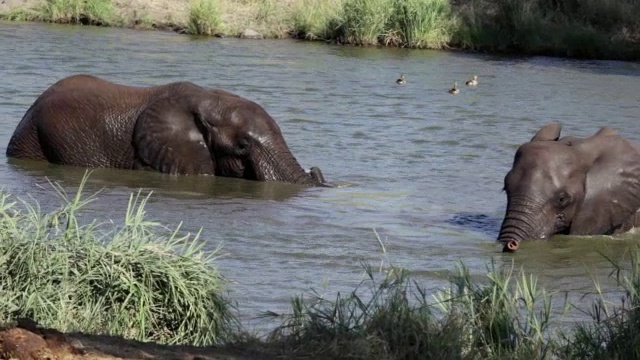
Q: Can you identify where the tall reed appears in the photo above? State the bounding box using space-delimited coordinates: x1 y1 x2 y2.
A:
340 0 394 45
188 0 223 35
266 261 559 359
289 0 344 40
34 0 114 25
388 0 455 48
558 247 640 359
0 172 236 345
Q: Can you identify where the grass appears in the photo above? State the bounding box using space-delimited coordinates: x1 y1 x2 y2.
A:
1 0 639 58
187 0 223 35
263 261 560 359
451 0 640 59
2 0 115 25
0 171 236 346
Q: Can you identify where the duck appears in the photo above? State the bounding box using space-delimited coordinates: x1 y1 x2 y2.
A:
395 74 406 85
448 82 459 94
465 75 478 86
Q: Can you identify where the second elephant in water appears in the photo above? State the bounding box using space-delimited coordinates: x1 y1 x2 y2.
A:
6 74 325 186
498 123 640 252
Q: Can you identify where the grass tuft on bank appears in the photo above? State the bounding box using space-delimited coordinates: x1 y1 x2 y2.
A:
187 0 222 35
261 250 640 359
2 0 115 25
0 172 236 346
452 0 640 59
264 262 557 359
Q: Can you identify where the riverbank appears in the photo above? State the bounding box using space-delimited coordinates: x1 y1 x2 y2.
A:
1 0 639 60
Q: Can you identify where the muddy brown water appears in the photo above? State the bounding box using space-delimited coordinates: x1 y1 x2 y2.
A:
1 21 640 333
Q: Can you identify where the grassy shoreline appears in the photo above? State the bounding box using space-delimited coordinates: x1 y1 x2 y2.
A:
1 0 639 60
1 173 640 358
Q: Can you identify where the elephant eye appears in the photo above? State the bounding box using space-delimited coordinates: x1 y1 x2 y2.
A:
237 139 250 151
556 191 570 207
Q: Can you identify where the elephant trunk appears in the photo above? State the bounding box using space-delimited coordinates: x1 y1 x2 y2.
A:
254 144 324 186
497 196 551 252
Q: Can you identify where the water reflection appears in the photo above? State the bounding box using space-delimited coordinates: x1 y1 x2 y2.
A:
6 158 314 202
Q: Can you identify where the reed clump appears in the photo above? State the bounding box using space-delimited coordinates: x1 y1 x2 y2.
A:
2 0 115 25
452 0 640 59
0 172 236 346
187 0 223 35
288 0 456 48
265 261 558 359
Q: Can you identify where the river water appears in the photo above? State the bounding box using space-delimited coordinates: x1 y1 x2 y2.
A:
1 22 640 333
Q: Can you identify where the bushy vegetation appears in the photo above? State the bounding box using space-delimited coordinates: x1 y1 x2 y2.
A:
0 172 236 346
2 0 114 25
1 0 639 58
452 0 640 59
289 0 456 48
187 0 222 36
264 262 558 359
262 252 640 359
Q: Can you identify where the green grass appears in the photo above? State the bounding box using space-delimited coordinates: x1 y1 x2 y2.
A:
387 0 456 48
187 0 223 36
263 261 559 359
339 0 393 46
17 0 116 25
452 0 640 59
289 0 344 40
0 171 236 346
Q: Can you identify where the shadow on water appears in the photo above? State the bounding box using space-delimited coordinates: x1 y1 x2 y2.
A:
445 212 502 238
6 159 315 202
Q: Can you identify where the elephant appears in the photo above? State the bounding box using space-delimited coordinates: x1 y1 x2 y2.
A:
498 123 640 252
6 74 326 186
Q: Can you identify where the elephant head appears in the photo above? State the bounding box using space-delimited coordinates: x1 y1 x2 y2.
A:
132 85 324 186
498 123 640 252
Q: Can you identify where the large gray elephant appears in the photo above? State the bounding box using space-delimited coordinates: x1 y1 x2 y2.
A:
6 74 325 186
498 123 640 252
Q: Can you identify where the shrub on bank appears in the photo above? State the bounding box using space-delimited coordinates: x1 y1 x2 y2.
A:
2 0 115 25
289 0 344 41
0 172 235 346
264 251 640 359
265 262 556 359
187 0 223 35
452 0 640 59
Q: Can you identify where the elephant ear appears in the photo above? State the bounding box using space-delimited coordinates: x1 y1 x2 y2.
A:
570 133 640 235
530 122 561 142
133 96 215 175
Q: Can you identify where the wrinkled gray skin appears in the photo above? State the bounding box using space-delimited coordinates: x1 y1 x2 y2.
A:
6 74 325 186
498 123 640 249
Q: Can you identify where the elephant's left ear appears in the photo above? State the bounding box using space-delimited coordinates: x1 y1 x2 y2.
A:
571 137 640 234
133 97 216 175
531 123 561 142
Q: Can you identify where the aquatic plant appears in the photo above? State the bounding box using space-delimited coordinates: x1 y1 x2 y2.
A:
339 0 394 45
265 261 560 359
36 0 114 25
0 172 236 345
558 247 640 359
289 0 344 41
187 0 223 36
387 0 456 48
452 0 640 59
